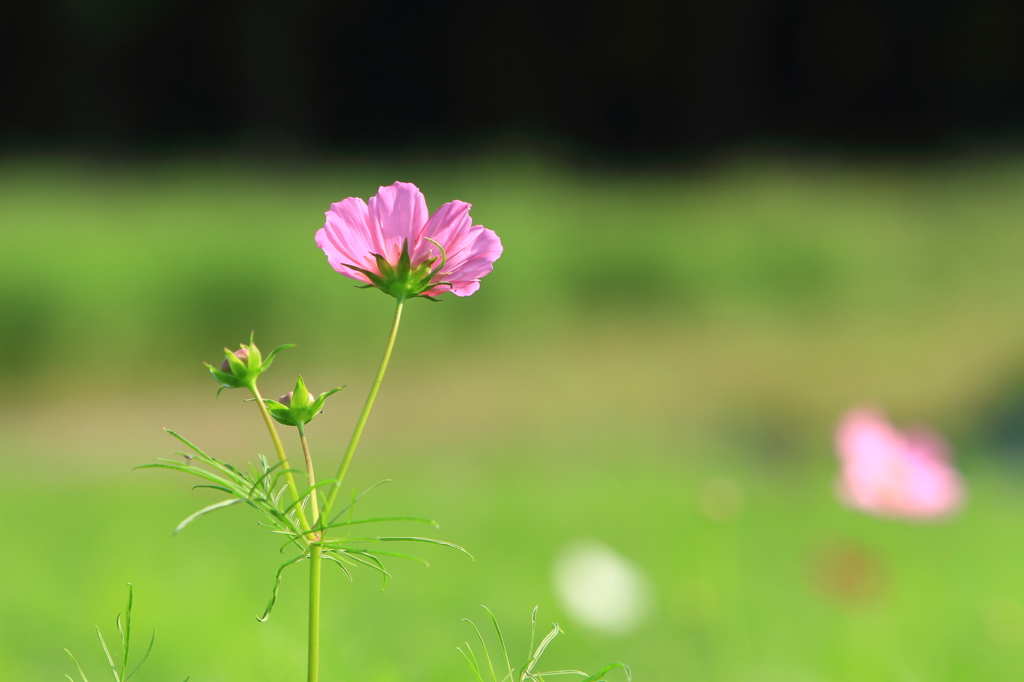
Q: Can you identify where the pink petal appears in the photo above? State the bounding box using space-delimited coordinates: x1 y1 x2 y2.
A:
366 182 430 263
317 197 375 284
421 200 503 296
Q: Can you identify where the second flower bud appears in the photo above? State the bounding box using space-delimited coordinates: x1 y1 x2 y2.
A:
264 375 343 427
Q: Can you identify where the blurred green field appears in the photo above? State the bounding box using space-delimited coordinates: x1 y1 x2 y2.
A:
4 152 1024 681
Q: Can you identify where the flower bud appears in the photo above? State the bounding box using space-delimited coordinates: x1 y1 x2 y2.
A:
220 348 250 374
204 335 294 395
264 375 343 427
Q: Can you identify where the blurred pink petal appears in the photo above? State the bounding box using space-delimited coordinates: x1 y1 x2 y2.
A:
316 182 502 297
835 407 964 519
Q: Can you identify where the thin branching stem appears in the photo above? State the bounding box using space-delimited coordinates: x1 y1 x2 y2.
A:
299 420 324 682
323 298 404 517
250 384 311 534
297 422 320 527
308 539 322 682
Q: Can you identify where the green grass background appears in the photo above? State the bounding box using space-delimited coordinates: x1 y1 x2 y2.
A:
3 152 1024 681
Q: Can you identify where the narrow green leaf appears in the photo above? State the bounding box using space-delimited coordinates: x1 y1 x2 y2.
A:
174 498 244 536
322 551 354 582
350 536 473 560
257 553 307 622
327 479 391 524
535 671 588 678
164 430 209 458
323 516 437 531
247 460 285 497
191 484 236 495
580 663 631 682
136 463 235 490
282 480 339 515
338 549 391 589
359 550 430 567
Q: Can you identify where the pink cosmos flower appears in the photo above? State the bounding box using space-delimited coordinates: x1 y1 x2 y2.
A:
316 181 502 300
835 407 964 519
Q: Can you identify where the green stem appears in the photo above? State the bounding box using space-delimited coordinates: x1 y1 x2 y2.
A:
323 299 405 517
308 541 322 682
297 422 320 527
251 384 311 534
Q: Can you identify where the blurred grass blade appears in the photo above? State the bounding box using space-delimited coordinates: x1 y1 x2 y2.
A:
96 624 119 682
64 649 90 682
529 607 539 661
458 643 484 682
463 618 497 682
525 624 561 675
481 606 513 681
124 630 154 682
119 584 134 682
173 498 244 535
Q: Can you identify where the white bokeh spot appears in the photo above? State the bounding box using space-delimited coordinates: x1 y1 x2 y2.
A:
552 540 653 636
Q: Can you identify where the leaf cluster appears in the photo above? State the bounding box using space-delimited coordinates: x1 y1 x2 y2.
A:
459 607 630 682
139 431 471 621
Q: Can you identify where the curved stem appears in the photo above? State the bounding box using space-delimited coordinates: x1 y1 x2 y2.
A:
323 299 405 517
297 422 320 527
307 541 322 682
251 384 311 534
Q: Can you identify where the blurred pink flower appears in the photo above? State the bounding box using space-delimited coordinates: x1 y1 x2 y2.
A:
316 181 502 298
835 407 964 519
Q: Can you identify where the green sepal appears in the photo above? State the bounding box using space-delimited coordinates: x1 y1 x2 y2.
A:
395 240 412 280
261 344 295 372
343 238 453 301
373 253 396 281
343 263 389 290
205 363 244 389
291 375 311 409
309 386 344 414
224 347 249 376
